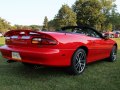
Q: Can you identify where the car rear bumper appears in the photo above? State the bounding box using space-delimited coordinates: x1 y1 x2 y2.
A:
0 45 74 66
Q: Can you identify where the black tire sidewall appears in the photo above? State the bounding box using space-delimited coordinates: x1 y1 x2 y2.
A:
70 48 87 75
109 46 117 62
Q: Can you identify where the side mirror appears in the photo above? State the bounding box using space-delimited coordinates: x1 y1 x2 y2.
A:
103 35 109 40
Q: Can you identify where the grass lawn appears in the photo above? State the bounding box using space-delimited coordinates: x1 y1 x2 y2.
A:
0 37 5 46
0 37 120 90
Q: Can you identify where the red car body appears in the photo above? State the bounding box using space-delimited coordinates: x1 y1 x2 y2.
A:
0 26 117 67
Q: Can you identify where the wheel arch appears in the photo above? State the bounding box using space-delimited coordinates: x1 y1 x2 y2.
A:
69 45 88 74
114 43 118 49
70 45 89 66
76 46 89 56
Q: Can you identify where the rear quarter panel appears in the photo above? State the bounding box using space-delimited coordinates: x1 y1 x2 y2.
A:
47 33 88 49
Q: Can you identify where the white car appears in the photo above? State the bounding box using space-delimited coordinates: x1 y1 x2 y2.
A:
0 33 3 37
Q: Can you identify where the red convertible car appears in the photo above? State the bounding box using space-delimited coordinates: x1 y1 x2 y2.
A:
0 26 117 75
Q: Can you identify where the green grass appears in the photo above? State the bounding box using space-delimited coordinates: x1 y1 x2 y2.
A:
0 37 5 46
0 38 120 90
112 38 120 49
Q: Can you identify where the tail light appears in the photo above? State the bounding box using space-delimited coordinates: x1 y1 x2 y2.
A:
32 38 57 45
5 37 10 40
32 38 42 44
5 36 11 42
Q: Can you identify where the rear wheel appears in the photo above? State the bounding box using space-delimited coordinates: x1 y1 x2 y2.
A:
109 46 117 62
69 48 87 75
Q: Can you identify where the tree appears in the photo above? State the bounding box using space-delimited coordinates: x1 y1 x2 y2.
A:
48 19 58 31
12 25 42 31
73 0 106 28
0 17 10 33
105 4 120 30
42 16 48 30
54 4 77 29
72 0 119 31
29 25 42 31
10 25 17 30
100 0 116 31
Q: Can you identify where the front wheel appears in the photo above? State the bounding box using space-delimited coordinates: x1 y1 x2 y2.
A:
69 48 87 75
109 46 117 62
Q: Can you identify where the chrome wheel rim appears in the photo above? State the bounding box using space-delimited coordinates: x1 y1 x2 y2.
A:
112 50 117 61
75 51 86 73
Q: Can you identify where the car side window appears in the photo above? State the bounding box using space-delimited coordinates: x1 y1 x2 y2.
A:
72 28 85 34
61 27 101 38
84 28 101 38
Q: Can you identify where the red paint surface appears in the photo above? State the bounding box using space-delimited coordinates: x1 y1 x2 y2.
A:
0 30 117 66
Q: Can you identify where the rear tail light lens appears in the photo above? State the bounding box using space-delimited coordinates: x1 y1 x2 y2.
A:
5 37 11 42
32 38 57 45
5 37 10 40
41 38 57 45
32 38 42 44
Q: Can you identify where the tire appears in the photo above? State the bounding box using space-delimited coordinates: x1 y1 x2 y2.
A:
109 46 117 62
69 48 87 75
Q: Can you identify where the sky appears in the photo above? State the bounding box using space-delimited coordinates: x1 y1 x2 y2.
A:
0 0 120 26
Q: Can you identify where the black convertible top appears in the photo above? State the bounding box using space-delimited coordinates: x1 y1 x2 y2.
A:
61 26 104 38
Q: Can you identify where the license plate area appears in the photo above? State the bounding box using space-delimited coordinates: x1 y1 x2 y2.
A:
12 52 21 60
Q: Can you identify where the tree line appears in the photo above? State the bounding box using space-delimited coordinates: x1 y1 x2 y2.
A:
0 0 120 33
0 17 10 33
0 17 43 33
43 0 120 32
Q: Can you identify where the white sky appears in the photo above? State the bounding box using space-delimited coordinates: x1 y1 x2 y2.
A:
0 0 120 25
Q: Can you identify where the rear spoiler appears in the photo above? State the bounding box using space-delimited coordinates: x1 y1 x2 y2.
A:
4 30 57 41
4 30 41 37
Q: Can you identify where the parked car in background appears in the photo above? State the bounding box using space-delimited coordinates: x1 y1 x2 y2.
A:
113 31 120 38
103 31 120 38
104 32 115 38
0 33 3 37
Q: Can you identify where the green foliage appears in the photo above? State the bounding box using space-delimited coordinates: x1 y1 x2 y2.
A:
48 19 58 31
29 25 42 31
0 18 42 32
10 25 42 31
107 8 120 30
42 16 48 31
0 17 10 33
100 0 114 15
73 0 106 27
106 23 113 31
10 25 17 30
0 37 5 46
49 4 77 30
100 0 118 31
72 0 120 31
55 4 77 28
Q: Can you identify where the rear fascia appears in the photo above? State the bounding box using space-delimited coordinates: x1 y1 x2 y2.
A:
0 45 75 66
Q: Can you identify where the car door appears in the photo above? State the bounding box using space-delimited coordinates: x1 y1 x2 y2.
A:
84 27 112 62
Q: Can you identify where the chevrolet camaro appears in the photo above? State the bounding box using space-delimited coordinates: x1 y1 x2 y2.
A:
0 26 117 75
